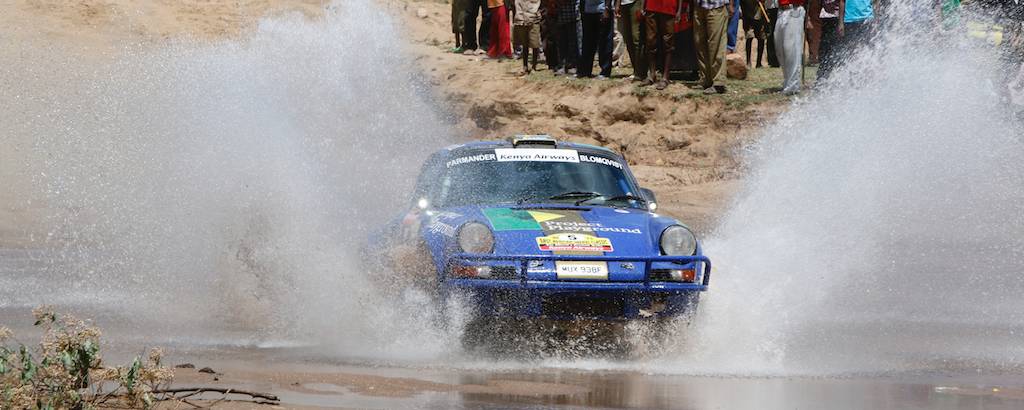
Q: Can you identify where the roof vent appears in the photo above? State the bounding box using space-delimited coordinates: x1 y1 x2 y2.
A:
511 134 557 148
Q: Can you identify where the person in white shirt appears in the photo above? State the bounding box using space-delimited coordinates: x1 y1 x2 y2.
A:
614 0 648 80
808 0 844 82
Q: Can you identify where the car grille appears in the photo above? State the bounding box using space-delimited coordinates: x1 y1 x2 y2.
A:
489 266 519 280
541 294 624 318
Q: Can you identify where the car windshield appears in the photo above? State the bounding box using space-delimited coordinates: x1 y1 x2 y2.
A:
435 149 642 208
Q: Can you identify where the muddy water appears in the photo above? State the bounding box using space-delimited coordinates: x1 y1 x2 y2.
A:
177 358 1024 409
4 248 1024 409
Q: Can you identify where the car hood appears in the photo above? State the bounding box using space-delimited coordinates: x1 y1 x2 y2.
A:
435 204 682 257
419 205 688 281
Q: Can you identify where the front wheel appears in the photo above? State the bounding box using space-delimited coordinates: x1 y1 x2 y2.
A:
461 316 631 358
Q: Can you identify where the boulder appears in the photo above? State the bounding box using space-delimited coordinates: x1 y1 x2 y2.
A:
725 53 747 80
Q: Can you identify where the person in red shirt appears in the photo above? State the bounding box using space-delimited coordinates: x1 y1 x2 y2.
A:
488 0 515 59
642 0 685 90
774 0 810 94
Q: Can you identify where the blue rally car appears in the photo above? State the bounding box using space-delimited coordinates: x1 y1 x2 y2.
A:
373 135 711 323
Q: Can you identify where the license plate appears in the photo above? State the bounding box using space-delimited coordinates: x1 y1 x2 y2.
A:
555 261 609 280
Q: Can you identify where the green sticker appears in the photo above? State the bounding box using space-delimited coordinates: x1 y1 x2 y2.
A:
483 208 542 231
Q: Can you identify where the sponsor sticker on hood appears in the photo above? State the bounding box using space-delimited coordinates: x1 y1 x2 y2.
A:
483 208 568 231
541 220 641 234
536 233 613 252
481 208 629 254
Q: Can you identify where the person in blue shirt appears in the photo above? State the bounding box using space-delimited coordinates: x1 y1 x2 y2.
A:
727 0 742 52
577 0 615 78
841 0 872 51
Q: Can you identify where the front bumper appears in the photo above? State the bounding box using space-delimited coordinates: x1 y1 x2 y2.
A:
443 253 710 320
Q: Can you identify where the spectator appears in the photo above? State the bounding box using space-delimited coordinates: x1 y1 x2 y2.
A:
774 0 806 95
842 0 872 49
727 0 741 53
488 0 515 59
809 0 843 81
612 29 626 68
741 0 767 67
513 0 544 74
542 0 561 71
805 3 821 64
464 0 492 54
765 0 780 67
694 0 733 94
997 0 1024 108
554 0 581 74
452 0 468 52
614 0 647 80
578 0 615 79
936 0 960 30
642 0 683 89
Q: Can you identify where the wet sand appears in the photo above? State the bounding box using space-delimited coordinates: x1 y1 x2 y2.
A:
167 352 1024 409
5 284 1024 410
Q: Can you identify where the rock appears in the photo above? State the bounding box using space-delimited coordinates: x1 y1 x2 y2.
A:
662 136 693 150
600 102 654 124
198 367 216 374
416 8 428 18
561 122 605 143
467 100 526 130
726 53 747 80
552 103 579 118
174 363 195 369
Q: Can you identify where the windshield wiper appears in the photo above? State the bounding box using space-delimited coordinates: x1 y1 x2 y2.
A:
516 191 608 205
548 191 603 201
576 194 647 206
515 191 600 205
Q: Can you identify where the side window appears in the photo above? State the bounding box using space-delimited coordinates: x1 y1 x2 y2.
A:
411 153 445 204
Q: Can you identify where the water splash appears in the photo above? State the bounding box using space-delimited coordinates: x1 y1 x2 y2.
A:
678 1 1024 375
0 0 461 360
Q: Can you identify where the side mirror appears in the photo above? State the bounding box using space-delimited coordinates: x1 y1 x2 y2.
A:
639 188 657 211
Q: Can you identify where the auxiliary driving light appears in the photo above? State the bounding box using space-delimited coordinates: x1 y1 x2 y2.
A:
672 269 697 283
652 269 697 283
451 265 493 278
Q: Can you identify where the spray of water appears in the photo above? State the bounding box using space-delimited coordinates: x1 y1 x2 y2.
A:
1 0 462 360
512 1 1024 377
674 1 1024 375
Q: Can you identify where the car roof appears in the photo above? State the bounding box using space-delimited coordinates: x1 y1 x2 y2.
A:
438 139 622 159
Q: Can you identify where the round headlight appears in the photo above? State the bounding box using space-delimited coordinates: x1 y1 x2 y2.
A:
458 222 494 253
660 225 697 256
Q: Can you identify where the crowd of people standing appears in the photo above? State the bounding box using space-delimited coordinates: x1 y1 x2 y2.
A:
449 0 1024 96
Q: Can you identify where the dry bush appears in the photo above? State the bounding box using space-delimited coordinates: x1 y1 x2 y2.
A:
0 307 172 409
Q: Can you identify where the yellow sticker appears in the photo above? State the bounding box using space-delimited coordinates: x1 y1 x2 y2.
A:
527 210 566 223
536 233 613 252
